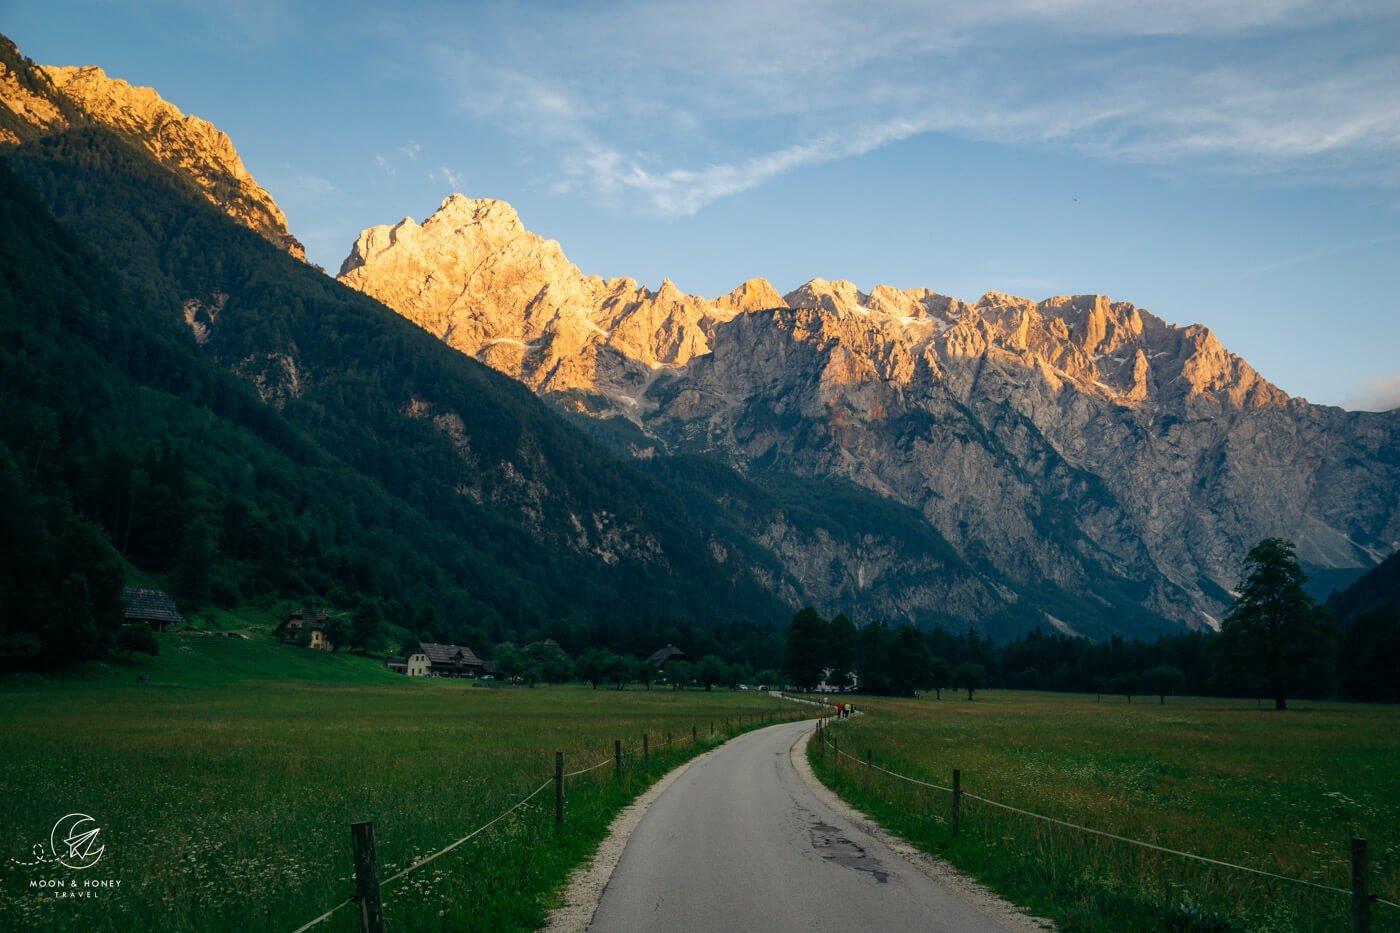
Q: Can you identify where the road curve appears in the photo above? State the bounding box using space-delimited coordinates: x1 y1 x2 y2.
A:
586 718 1031 932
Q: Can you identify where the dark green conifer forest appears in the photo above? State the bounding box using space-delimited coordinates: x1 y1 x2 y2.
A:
3 121 1396 697
0 128 793 670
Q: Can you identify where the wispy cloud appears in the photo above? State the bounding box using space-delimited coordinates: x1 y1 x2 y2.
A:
398 140 422 161
429 166 465 191
427 0 1400 216
1341 374 1400 412
374 154 396 177
563 117 937 216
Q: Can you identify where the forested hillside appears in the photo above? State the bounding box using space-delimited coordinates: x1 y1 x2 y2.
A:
1329 552 1400 701
0 129 801 670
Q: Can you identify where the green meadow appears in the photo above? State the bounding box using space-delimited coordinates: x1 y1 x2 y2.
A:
0 634 805 932
809 690 1400 932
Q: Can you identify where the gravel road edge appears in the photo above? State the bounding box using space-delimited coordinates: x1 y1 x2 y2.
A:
540 737 729 932
790 728 1055 931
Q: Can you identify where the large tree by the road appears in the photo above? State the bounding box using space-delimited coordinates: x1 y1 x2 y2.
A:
827 613 858 691
784 607 828 690
1215 538 1331 710
888 625 934 697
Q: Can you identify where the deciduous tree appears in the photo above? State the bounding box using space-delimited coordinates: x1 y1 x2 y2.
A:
953 662 985 700
1141 664 1185 704
697 655 729 692
666 659 694 691
116 623 159 659
928 656 951 700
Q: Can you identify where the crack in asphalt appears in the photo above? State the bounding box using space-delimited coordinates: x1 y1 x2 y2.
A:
808 820 891 883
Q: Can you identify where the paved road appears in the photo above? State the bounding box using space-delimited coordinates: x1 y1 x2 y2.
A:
588 718 1021 932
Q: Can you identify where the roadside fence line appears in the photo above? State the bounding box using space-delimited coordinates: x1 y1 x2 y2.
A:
288 893 353 932
813 719 1399 921
288 778 555 933
291 706 809 932
564 755 615 778
382 779 554 887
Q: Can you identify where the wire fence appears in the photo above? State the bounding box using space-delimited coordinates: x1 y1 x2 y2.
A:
290 706 809 932
813 716 1399 926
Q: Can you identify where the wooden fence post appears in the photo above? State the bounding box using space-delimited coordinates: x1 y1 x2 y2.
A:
951 768 962 836
554 752 564 825
1353 836 1371 933
833 735 839 771
865 749 872 792
614 740 622 778
692 725 697 743
349 821 386 933
643 733 649 763
667 731 672 748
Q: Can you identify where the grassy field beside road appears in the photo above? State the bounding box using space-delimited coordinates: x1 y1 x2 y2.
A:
0 634 805 932
809 690 1400 932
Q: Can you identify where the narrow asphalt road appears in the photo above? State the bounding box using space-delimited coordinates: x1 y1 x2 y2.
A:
587 718 1025 932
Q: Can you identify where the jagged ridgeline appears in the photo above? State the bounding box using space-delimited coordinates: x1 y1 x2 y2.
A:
7 30 1395 653
0 127 816 663
339 194 1400 632
0 35 303 259
0 27 1157 646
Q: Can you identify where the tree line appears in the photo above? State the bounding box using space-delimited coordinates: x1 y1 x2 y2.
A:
780 539 1400 706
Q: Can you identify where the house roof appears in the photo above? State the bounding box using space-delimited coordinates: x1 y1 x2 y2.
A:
418 642 483 667
121 587 183 624
646 645 686 667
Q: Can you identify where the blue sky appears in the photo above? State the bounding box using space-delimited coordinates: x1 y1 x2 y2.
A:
7 0 1399 409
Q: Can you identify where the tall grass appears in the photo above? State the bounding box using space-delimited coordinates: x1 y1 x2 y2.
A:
808 690 1399 932
1 643 805 932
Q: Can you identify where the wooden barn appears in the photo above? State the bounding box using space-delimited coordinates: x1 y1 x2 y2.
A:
121 587 183 632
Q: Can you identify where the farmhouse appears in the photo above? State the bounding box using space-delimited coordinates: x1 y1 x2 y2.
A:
279 608 330 635
386 652 430 676
274 609 341 651
418 642 485 678
121 587 183 632
645 645 687 668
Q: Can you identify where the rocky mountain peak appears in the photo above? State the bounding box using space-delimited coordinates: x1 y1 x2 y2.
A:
784 278 870 315
0 38 303 259
0 48 71 141
714 278 788 313
331 193 1400 635
42 64 304 260
429 193 524 235
336 195 1299 420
